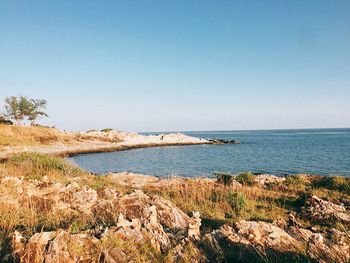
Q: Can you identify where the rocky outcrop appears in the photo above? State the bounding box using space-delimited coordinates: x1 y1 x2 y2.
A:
106 172 161 188
0 128 210 160
3 174 350 263
253 174 286 186
206 219 350 263
188 212 201 239
289 226 350 263
2 175 197 262
107 172 216 190
207 220 306 262
208 139 240 144
303 195 350 225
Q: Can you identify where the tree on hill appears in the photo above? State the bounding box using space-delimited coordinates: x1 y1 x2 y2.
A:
4 96 28 125
27 99 48 126
3 96 48 125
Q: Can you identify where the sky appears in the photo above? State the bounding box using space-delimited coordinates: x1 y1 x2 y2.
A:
0 0 349 132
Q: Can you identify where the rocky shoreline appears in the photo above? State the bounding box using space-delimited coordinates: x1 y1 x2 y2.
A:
0 126 348 262
0 126 240 161
0 155 349 262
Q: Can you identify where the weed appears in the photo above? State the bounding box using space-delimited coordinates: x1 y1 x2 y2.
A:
227 191 246 216
285 174 305 187
235 172 255 186
214 172 234 186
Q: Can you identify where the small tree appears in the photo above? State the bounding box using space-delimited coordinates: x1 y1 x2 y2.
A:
4 96 30 125
27 99 48 126
3 96 48 125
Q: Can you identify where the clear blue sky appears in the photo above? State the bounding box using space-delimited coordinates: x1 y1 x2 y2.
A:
0 1 349 132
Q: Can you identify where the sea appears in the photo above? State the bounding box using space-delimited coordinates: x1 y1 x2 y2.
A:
69 128 350 177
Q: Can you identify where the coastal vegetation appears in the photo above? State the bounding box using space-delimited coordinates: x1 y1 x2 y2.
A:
0 152 349 262
0 126 348 262
2 96 48 126
0 124 71 147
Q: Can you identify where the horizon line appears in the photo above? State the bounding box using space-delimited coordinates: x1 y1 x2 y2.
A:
139 126 350 134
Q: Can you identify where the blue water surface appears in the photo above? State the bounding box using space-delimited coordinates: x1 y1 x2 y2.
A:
69 128 350 177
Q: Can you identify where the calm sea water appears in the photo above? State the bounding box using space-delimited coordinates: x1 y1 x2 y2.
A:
69 128 350 177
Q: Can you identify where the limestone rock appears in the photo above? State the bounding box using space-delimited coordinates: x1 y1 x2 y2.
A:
152 195 189 230
289 227 350 263
207 219 350 263
254 174 286 186
303 195 350 225
188 212 201 239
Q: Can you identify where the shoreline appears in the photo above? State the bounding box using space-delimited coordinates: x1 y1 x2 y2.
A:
0 127 349 262
0 141 213 161
0 126 213 161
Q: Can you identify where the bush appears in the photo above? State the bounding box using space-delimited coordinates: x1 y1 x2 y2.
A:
101 128 113 133
210 190 224 202
294 191 313 207
314 176 350 194
0 116 13 125
214 172 234 186
7 152 83 178
235 172 255 186
226 191 246 215
285 174 305 187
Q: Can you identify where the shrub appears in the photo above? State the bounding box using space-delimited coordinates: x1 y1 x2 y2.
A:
214 172 234 186
285 174 305 187
226 191 246 215
294 191 313 207
210 190 224 202
314 176 350 194
101 128 113 133
7 152 83 179
0 116 13 125
235 172 255 186
69 220 93 234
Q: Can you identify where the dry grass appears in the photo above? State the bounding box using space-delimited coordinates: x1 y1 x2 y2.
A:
0 152 349 262
0 124 73 147
0 153 131 239
141 174 349 228
1 153 348 230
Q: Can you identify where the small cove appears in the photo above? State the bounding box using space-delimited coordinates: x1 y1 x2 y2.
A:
69 128 350 177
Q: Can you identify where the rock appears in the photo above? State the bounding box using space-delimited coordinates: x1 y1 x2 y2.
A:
288 213 303 228
188 212 201 239
303 195 350 225
152 195 189 230
6 172 349 263
254 174 286 186
208 220 306 262
205 219 350 263
288 227 350 263
45 231 99 263
106 172 160 188
6 173 192 262
209 139 240 144
13 231 56 263
117 213 141 230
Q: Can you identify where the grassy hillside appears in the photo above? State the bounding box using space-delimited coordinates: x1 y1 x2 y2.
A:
0 125 73 147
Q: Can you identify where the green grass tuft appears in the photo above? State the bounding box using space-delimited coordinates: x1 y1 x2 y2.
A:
235 172 255 186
